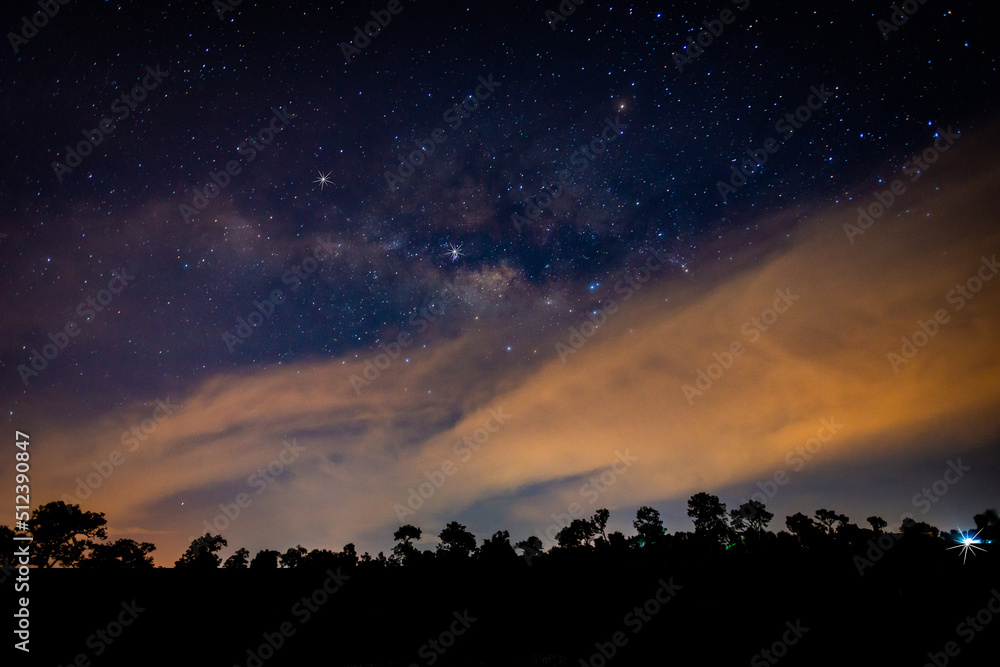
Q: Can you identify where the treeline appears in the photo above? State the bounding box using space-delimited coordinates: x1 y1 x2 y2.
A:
2 494 996 573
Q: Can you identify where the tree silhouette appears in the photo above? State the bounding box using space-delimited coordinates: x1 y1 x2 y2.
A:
815 509 850 535
731 500 773 538
972 509 999 541
515 535 544 562
555 518 600 549
972 510 1000 532
29 501 108 567
633 506 665 547
175 533 228 568
785 512 824 549
592 508 610 543
866 516 887 534
223 547 250 569
280 545 307 569
341 543 359 568
392 524 422 565
437 521 477 559
900 518 940 538
80 539 156 568
479 530 516 562
300 548 337 570
687 492 731 546
786 512 817 534
250 549 281 569
607 531 628 549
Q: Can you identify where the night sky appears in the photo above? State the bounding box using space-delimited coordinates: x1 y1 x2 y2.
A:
3 0 1000 565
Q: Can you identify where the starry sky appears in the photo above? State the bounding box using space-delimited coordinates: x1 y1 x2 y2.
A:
2 0 1000 565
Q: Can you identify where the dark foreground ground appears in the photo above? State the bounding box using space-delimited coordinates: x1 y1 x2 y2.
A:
9 541 1000 666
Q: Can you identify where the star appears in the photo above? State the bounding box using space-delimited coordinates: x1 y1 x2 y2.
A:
444 242 464 262
313 171 333 190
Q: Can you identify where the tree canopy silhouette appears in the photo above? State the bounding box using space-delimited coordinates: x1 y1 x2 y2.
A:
223 547 250 569
79 538 156 569
633 505 665 547
7 497 997 581
250 549 280 569
731 500 773 539
392 524 422 565
175 533 228 568
687 492 731 546
29 501 107 567
437 521 477 559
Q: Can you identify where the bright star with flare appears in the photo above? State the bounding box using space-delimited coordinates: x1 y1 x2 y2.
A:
444 242 464 262
946 528 987 564
313 171 333 190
